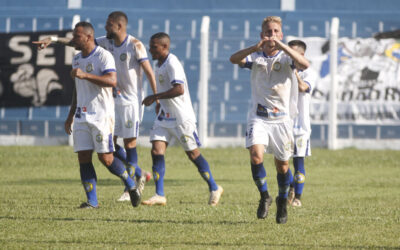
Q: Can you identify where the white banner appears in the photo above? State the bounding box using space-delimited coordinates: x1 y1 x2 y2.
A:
287 37 400 125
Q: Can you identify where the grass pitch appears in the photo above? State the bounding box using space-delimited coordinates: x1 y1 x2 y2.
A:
0 146 399 249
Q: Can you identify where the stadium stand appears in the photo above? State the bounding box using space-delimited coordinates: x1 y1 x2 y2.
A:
1 0 400 145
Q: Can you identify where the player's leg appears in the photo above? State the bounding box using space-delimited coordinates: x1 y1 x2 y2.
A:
113 136 127 163
271 121 294 224
185 148 223 206
77 150 98 208
292 157 305 207
73 122 98 208
142 140 167 206
246 121 272 219
249 144 272 218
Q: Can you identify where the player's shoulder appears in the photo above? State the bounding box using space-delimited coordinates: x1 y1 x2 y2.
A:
95 36 111 46
127 35 145 48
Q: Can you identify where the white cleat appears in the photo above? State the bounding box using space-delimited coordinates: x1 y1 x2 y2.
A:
291 198 302 207
141 194 167 206
117 191 130 202
135 175 146 196
209 185 224 206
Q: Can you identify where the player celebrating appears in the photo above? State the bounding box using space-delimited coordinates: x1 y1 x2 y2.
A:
287 40 317 207
230 16 309 223
141 32 223 206
64 21 140 208
34 11 157 203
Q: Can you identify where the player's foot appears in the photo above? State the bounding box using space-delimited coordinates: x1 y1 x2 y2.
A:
276 196 288 224
141 194 167 206
291 198 302 207
257 195 273 219
135 175 146 196
128 188 141 207
287 187 295 205
117 191 130 202
209 185 224 206
78 202 99 209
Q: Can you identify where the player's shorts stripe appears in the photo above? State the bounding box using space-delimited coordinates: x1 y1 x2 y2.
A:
108 133 113 153
193 131 201 147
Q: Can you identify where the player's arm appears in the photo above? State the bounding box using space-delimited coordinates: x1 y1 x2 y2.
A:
142 84 183 106
64 87 77 135
295 70 310 93
274 39 310 70
229 39 267 66
32 36 73 50
141 60 160 112
70 69 117 88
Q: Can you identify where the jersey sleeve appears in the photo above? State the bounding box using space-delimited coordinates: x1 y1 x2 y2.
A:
167 57 185 85
95 36 109 49
302 68 318 93
131 38 148 63
100 50 116 75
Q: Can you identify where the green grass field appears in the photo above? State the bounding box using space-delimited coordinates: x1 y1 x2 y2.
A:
0 146 399 249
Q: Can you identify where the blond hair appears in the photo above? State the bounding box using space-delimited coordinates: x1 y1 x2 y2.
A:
261 16 282 28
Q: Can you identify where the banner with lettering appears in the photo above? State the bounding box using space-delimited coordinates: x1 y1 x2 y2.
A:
0 30 75 107
287 36 400 124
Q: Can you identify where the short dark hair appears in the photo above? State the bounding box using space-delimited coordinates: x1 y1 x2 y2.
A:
288 39 307 51
150 32 170 41
75 21 94 34
108 11 128 23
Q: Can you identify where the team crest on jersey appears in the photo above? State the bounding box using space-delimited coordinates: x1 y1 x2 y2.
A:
120 53 127 61
159 75 164 84
272 62 281 71
96 133 103 142
86 63 94 72
125 120 133 128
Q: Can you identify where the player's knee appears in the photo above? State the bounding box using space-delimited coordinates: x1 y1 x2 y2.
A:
294 172 305 184
98 154 113 167
186 149 200 161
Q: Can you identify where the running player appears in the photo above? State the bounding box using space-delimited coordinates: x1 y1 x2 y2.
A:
141 32 223 206
230 16 309 224
64 21 140 208
287 40 317 207
33 11 157 202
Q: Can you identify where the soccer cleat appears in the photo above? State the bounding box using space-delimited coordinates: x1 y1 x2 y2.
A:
276 196 288 224
287 186 295 205
135 175 146 196
209 185 224 206
291 198 302 207
141 194 167 206
257 195 273 219
117 191 130 202
78 202 99 209
128 188 141 207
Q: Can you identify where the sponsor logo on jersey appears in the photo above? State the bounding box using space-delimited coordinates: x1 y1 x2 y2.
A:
96 133 103 142
125 120 133 128
86 63 93 72
272 62 281 71
120 53 127 61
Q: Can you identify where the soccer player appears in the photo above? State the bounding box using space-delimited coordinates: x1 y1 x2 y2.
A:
63 21 141 208
141 32 223 206
230 16 309 224
287 40 317 207
34 11 157 202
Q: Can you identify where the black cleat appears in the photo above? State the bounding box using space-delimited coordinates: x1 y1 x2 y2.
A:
128 188 141 207
257 195 273 219
78 202 99 209
276 196 288 224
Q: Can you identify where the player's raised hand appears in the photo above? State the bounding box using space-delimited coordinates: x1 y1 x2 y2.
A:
70 68 87 79
32 37 51 50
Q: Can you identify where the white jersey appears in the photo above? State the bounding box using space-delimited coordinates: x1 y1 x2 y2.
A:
244 50 298 123
72 46 116 125
154 53 196 128
95 35 148 111
293 68 317 136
